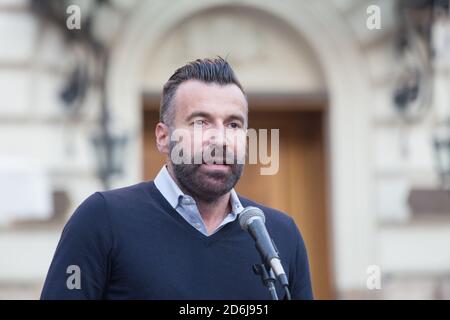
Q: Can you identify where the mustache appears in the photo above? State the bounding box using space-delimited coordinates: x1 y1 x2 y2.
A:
195 145 242 165
169 140 246 165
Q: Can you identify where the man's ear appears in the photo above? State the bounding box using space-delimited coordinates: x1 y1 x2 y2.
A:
155 122 170 154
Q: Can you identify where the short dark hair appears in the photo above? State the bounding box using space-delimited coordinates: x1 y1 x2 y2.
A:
160 57 246 127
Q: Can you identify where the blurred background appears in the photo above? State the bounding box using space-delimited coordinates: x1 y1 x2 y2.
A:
0 0 449 299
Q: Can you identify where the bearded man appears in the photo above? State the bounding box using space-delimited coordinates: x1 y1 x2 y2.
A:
41 57 313 300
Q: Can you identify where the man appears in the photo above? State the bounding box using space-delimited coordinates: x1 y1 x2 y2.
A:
41 57 313 299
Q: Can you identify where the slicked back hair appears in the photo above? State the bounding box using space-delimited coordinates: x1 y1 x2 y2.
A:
159 57 246 128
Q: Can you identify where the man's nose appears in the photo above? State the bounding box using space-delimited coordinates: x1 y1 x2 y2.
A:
205 125 227 146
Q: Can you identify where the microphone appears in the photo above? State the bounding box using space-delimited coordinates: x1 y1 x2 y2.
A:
239 206 289 289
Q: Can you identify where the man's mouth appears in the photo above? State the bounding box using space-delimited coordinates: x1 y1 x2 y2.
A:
201 159 231 171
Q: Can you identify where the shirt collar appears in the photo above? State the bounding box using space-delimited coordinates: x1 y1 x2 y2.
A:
154 165 244 214
154 165 184 208
229 188 244 214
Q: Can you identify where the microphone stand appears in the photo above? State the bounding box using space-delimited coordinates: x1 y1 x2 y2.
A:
253 263 279 300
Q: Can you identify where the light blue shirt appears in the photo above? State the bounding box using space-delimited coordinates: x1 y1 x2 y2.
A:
154 166 244 236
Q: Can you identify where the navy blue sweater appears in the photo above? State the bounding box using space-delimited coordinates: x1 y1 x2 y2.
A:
41 181 313 300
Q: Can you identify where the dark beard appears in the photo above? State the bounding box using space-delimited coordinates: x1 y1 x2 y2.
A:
169 143 244 203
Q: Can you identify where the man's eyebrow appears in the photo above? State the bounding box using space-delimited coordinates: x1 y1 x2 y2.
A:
225 114 246 124
185 111 246 125
185 111 212 122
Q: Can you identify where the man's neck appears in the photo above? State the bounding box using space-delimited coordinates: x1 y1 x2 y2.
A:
166 164 232 234
196 194 231 234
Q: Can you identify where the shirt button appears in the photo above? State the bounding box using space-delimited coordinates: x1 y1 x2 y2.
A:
193 223 201 229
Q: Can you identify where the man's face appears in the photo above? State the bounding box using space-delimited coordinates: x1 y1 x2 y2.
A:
157 80 248 202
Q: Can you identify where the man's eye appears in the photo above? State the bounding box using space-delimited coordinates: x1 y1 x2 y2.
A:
227 122 241 129
193 120 205 126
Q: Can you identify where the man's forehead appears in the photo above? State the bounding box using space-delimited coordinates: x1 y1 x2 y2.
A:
174 80 248 115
